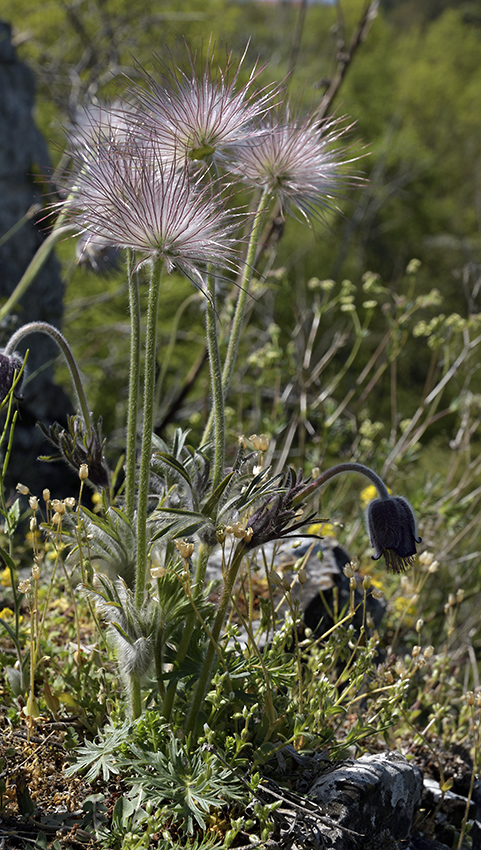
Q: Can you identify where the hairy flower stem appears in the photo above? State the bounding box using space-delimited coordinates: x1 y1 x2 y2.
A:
292 461 390 507
184 541 248 736
135 257 164 608
4 322 92 429
131 257 163 718
205 271 225 490
202 188 270 445
124 251 141 523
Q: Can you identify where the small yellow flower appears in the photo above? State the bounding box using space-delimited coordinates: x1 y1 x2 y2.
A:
307 521 336 537
0 567 12 587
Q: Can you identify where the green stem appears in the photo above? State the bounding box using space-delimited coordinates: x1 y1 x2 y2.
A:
4 321 92 428
135 258 164 608
205 272 225 491
184 541 247 736
202 188 271 445
125 252 141 523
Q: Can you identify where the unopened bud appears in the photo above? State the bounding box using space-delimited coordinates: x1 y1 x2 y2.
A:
79 464 89 481
51 499 65 515
269 571 282 587
456 588 464 604
29 516 37 532
43 489 50 502
29 496 39 511
16 483 29 495
362 575 371 591
466 691 476 706
64 497 76 509
298 568 307 584
423 645 434 659
416 618 424 633
32 564 40 581
150 566 166 579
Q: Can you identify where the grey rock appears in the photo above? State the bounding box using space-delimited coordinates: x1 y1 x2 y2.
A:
308 752 423 849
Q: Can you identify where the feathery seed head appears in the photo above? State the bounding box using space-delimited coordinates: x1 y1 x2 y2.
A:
228 111 357 221
64 139 237 291
131 45 276 163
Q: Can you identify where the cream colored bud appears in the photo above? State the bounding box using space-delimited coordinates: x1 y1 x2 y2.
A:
174 539 194 559
372 588 384 600
428 560 439 574
311 467 320 478
244 527 253 543
51 499 65 515
52 512 62 525
466 691 476 706
64 497 76 509
18 579 31 594
362 575 371 591
249 434 269 452
416 618 424 633
42 489 50 503
456 589 465 604
232 522 246 539
32 564 40 581
79 464 89 481
16 483 29 495
419 551 434 566
29 496 39 511
343 564 355 578
412 645 421 658
448 593 456 607
29 517 37 532
150 566 166 579
423 645 434 659
349 576 357 591
298 568 307 584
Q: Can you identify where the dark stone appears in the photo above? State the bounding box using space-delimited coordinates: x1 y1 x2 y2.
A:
0 20 75 496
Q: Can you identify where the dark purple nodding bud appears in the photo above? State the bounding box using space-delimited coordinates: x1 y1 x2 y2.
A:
366 495 421 573
0 351 25 403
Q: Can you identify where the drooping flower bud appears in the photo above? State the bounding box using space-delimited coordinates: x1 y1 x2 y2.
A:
365 495 421 573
